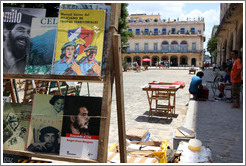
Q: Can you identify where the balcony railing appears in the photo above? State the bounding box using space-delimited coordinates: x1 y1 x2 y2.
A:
133 31 202 36
124 50 203 54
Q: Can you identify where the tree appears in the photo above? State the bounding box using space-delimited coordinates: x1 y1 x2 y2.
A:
118 3 134 52
207 36 217 61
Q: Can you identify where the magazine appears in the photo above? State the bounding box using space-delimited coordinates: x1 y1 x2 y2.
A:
3 103 32 151
26 94 64 154
59 3 111 76
25 17 58 75
52 9 105 76
3 7 46 74
59 96 102 160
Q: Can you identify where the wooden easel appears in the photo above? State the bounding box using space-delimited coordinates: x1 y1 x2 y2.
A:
3 3 127 163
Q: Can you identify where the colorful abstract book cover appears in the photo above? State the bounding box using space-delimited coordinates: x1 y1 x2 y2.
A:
59 96 102 160
26 94 64 155
3 103 32 151
59 3 111 76
25 18 58 75
52 9 105 76
3 7 46 74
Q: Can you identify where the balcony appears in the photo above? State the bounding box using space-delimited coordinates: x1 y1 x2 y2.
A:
124 49 203 54
134 31 203 36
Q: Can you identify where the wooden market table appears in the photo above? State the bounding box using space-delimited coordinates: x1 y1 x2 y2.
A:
142 83 181 120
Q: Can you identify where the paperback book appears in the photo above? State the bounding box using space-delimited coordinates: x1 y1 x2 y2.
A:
25 17 58 75
3 7 46 74
59 96 102 160
52 9 105 76
26 94 64 154
3 103 32 151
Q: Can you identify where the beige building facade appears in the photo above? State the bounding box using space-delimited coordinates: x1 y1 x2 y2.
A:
122 14 205 67
215 3 243 67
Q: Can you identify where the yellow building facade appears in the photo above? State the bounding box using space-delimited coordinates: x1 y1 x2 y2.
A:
122 14 205 67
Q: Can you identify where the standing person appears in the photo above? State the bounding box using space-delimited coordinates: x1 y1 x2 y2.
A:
27 126 60 154
64 106 90 135
189 71 204 100
53 41 78 75
3 21 31 73
230 50 243 108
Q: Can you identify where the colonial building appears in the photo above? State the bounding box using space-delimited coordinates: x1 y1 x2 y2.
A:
215 3 243 67
122 14 205 67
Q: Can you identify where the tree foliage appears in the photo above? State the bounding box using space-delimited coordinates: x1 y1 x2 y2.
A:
207 36 217 58
118 3 134 52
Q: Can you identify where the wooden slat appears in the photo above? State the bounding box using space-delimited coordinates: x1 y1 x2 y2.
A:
3 74 104 83
97 3 121 163
3 149 98 163
113 34 127 163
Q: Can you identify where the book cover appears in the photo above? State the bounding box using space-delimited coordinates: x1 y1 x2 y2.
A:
3 7 46 74
3 103 32 151
59 3 111 76
26 94 64 154
52 9 105 76
59 96 102 160
25 17 58 75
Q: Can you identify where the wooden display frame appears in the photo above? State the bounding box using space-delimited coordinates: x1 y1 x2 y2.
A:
3 3 127 163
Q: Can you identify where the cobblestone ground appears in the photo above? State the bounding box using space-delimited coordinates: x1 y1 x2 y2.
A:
80 68 194 149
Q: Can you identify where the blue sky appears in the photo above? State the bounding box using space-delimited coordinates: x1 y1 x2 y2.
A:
127 2 220 54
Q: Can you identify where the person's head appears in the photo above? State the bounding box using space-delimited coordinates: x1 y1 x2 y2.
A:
5 23 31 54
84 46 98 62
231 50 238 60
70 106 90 130
49 96 64 113
39 126 59 149
60 41 77 59
196 71 204 78
7 113 19 131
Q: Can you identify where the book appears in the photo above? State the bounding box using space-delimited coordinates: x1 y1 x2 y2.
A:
59 3 111 76
3 7 46 74
3 103 32 151
177 126 195 138
26 94 64 154
59 96 102 160
52 9 105 76
25 18 58 75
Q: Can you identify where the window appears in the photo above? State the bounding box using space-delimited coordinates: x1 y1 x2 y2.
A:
154 28 158 35
144 43 148 52
128 29 132 32
171 41 179 52
162 28 166 35
171 28 176 34
180 41 188 52
126 44 130 52
144 28 149 35
180 28 185 34
161 41 169 52
139 19 143 22
154 43 158 52
191 28 195 34
192 43 196 52
135 43 139 52
136 29 140 35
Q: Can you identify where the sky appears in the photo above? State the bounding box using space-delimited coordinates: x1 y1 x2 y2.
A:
127 2 221 55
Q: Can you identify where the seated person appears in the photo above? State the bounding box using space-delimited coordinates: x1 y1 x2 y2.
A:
189 71 204 100
218 67 231 99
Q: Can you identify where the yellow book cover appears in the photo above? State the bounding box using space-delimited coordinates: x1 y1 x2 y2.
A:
53 9 105 76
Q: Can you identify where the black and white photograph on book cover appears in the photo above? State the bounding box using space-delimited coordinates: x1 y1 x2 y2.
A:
25 94 65 155
59 96 102 160
3 7 46 74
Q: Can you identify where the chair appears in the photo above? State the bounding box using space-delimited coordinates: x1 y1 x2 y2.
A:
206 74 224 98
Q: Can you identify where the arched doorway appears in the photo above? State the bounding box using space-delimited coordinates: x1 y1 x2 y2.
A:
152 56 159 66
170 56 178 66
191 58 196 66
124 56 132 64
142 56 151 66
180 56 188 66
133 56 141 66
